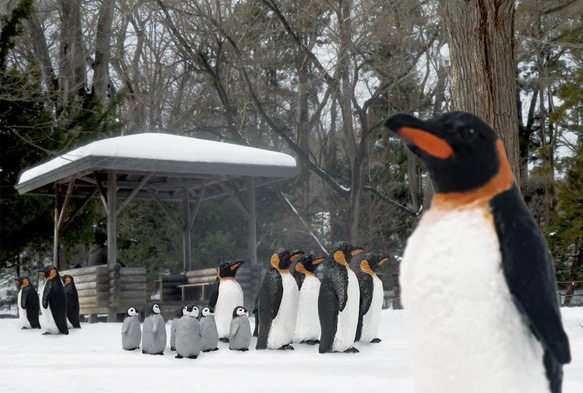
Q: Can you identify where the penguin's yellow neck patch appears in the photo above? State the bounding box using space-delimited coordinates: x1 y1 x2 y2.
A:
64 277 71 285
334 251 349 269
47 269 57 281
22 279 29 288
360 260 375 276
432 140 515 210
295 262 312 276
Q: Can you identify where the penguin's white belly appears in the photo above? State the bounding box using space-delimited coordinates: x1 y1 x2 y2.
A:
267 273 299 348
215 279 243 338
401 207 547 393
293 275 321 342
332 269 359 352
17 291 30 328
40 284 58 333
360 276 383 342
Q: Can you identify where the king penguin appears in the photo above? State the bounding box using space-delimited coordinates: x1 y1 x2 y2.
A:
229 306 251 351
121 307 141 351
200 306 219 352
384 111 571 393
256 248 304 350
141 303 166 355
351 252 387 343
38 266 69 335
175 304 202 359
61 275 81 328
15 276 41 329
170 306 184 351
292 254 327 345
208 260 245 341
318 242 363 353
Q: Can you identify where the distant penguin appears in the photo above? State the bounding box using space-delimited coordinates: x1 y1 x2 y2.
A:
170 306 184 351
61 274 81 328
175 304 202 359
318 242 363 353
256 249 304 350
121 307 141 351
229 306 251 351
292 254 326 344
208 260 245 341
200 306 219 352
385 111 571 393
142 303 166 355
38 266 69 335
15 276 41 329
352 252 387 343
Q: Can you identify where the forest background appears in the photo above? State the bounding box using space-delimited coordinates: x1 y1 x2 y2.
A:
1 0 582 294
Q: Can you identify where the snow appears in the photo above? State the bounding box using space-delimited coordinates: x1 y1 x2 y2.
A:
0 308 581 393
18 133 297 184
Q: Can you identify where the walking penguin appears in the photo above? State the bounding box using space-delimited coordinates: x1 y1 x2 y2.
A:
256 249 304 350
318 242 363 353
384 111 571 393
229 306 251 351
121 307 141 350
175 304 202 359
292 254 326 344
15 276 41 329
351 252 387 343
141 303 166 355
61 274 81 328
200 306 219 352
208 261 245 341
38 266 69 335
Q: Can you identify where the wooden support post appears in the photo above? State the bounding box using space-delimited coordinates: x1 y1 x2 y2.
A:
107 171 117 267
182 190 192 273
53 183 62 269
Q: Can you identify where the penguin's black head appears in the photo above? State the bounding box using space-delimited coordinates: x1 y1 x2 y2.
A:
358 253 388 274
294 254 326 274
15 276 32 290
145 303 162 317
126 307 139 318
330 242 364 268
201 306 213 317
38 266 60 281
233 306 247 318
271 249 305 271
385 111 514 194
218 260 245 279
173 306 184 319
61 275 75 286
184 303 199 318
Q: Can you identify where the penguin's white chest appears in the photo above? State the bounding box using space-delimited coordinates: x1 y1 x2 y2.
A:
360 275 383 342
401 207 547 393
40 284 58 333
333 269 359 352
17 290 30 328
267 272 299 348
215 279 243 338
293 275 321 342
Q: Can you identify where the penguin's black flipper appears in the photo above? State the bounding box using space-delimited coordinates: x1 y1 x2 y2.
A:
24 286 41 329
256 268 283 349
318 277 339 353
491 186 571 391
355 272 373 342
208 278 220 308
41 281 52 309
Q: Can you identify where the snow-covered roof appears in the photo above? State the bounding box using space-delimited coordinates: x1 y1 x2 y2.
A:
16 133 299 201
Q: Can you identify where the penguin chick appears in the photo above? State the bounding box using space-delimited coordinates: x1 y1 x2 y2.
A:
229 306 251 351
385 111 571 393
121 307 141 351
170 306 184 351
200 306 219 352
15 276 41 329
142 303 166 355
175 304 202 359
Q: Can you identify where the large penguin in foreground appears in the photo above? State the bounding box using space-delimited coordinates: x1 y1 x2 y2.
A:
256 249 304 350
142 303 166 355
61 274 81 328
208 260 245 341
38 266 68 335
318 242 363 353
15 276 41 329
384 111 571 393
292 254 326 344
351 252 387 343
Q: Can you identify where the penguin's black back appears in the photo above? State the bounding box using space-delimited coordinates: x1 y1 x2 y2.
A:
21 280 41 329
63 275 81 328
318 258 348 353
42 278 69 335
256 267 283 349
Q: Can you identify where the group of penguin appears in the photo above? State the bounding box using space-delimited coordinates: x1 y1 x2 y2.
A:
15 266 81 335
122 241 385 357
255 242 387 353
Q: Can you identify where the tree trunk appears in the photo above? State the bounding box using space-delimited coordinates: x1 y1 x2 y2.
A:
439 0 520 183
94 0 116 103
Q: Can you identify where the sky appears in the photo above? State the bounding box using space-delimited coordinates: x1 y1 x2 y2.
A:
0 308 581 393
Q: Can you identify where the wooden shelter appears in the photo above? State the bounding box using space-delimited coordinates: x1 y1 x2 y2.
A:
16 133 299 320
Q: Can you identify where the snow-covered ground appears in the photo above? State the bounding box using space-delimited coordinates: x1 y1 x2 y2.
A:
0 308 581 392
